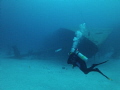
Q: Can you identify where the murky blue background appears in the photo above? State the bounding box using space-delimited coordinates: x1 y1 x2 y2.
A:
0 0 120 54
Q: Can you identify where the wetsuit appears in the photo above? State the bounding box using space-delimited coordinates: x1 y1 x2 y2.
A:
67 52 110 80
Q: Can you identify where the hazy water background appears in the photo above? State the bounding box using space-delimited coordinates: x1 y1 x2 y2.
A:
0 1 120 90
0 0 120 56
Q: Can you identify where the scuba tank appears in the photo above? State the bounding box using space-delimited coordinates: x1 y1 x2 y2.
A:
76 50 88 62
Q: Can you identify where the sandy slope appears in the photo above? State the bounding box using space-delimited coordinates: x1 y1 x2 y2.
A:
0 57 120 90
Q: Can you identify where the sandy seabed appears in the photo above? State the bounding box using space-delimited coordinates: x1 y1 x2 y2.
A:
0 56 120 90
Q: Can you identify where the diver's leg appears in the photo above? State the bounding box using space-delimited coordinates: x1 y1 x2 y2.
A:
87 67 111 80
79 62 89 74
79 61 111 80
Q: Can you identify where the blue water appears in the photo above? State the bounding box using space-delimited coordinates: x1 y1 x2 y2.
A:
0 0 120 52
0 0 120 90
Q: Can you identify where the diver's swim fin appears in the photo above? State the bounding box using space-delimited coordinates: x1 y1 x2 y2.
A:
91 60 109 68
95 68 112 80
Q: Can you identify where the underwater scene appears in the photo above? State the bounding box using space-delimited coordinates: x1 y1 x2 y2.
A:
0 0 120 90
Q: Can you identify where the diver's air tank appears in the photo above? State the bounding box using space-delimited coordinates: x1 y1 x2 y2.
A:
76 51 88 62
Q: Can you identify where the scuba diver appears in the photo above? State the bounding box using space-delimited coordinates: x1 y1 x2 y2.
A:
67 23 111 80
67 48 111 80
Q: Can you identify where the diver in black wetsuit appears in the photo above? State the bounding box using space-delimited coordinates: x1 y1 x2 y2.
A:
67 49 111 80
68 24 111 80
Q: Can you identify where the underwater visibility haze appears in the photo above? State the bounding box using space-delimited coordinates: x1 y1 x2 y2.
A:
0 0 120 90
